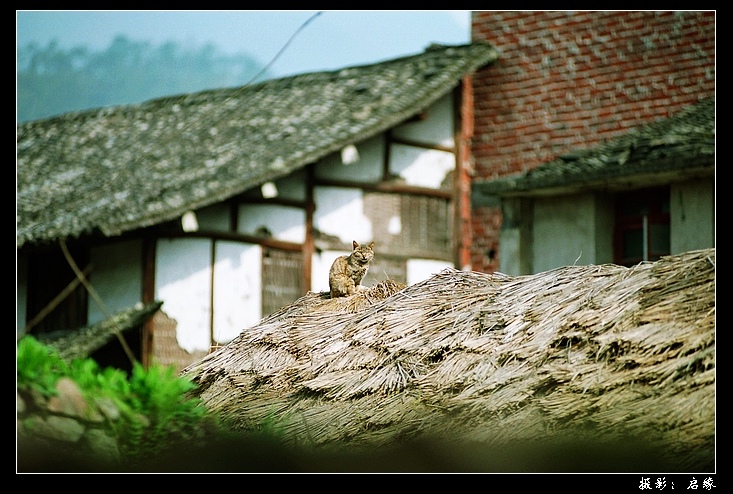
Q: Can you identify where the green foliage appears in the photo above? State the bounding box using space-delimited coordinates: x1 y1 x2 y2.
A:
17 335 214 463
116 362 208 461
16 335 69 396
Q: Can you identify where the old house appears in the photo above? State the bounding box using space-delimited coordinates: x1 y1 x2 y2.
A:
16 42 499 371
468 11 715 274
472 97 715 275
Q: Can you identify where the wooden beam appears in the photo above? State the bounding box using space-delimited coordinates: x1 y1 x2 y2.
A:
141 237 156 369
455 77 474 270
314 178 452 200
303 164 316 292
160 230 303 252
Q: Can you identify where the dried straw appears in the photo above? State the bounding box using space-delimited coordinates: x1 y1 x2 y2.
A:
181 248 715 468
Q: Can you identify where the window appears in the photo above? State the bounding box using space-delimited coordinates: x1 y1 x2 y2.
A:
364 191 453 260
262 248 304 317
614 187 670 266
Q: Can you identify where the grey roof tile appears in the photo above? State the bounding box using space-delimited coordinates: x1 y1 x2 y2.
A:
34 301 163 362
17 42 499 249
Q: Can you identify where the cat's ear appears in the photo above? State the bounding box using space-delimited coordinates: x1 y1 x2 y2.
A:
368 242 374 249
352 240 359 249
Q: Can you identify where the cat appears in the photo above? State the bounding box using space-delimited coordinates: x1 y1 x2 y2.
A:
329 240 375 298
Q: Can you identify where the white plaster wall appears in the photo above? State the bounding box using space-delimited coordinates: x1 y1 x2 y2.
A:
155 238 212 354
670 179 715 254
533 194 597 273
390 145 455 189
391 93 454 147
311 249 348 293
212 242 261 344
313 186 372 244
16 254 28 334
406 259 453 286
87 240 143 325
238 204 306 243
315 135 383 183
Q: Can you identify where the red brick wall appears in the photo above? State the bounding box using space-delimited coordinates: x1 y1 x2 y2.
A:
469 11 715 272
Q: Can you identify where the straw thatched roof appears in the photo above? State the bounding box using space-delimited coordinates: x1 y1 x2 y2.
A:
182 248 715 471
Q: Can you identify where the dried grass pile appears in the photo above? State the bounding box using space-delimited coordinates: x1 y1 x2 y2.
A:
181 249 715 471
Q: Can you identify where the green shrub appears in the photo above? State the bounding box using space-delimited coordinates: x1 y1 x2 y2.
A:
116 361 209 461
17 335 69 396
17 335 213 463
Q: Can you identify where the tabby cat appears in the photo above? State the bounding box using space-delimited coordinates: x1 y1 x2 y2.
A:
329 240 375 298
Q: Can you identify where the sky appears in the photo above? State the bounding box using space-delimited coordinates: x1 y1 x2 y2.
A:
16 10 471 79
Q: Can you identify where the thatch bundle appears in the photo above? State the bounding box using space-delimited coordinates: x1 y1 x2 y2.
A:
181 249 715 472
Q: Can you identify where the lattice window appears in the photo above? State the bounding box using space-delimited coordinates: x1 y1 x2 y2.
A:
262 248 304 317
364 192 453 260
402 195 453 259
363 192 401 255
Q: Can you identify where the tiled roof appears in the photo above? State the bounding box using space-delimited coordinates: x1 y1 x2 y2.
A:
17 42 499 249
34 301 163 362
472 97 715 200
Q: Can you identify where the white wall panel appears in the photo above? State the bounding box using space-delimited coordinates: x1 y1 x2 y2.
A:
313 187 372 244
390 145 455 189
238 204 306 243
406 259 453 286
213 242 261 343
155 238 212 353
315 135 383 182
391 94 454 147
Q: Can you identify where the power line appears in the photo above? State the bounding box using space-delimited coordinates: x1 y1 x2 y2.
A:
244 11 323 86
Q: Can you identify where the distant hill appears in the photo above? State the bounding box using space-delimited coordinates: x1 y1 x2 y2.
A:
17 36 271 123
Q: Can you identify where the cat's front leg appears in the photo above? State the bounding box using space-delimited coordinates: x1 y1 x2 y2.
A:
345 279 359 296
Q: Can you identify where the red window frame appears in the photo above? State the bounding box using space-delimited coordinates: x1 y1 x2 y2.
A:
613 187 670 267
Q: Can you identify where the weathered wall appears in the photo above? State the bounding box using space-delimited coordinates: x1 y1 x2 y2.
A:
670 178 715 254
17 89 464 372
469 11 716 272
530 192 615 274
